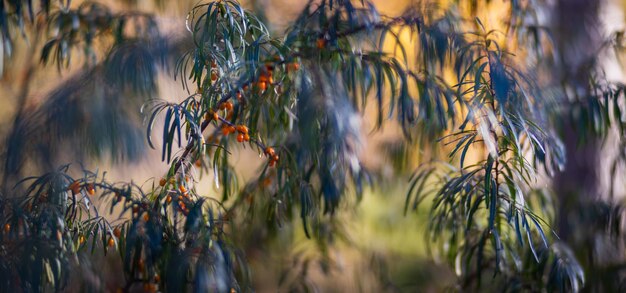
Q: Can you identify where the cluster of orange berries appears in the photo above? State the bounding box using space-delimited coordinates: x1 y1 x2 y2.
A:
158 177 191 215
256 66 274 92
67 181 96 196
220 123 250 143
218 101 234 111
265 147 279 167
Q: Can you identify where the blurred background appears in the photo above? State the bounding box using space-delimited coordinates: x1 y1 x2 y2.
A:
2 0 626 292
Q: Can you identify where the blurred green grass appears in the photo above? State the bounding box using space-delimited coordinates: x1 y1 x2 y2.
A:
245 182 455 292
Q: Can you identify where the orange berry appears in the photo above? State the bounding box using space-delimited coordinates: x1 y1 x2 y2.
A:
316 38 326 49
179 185 187 193
243 84 249 91
224 101 233 111
211 72 218 81
236 133 244 142
79 235 85 244
243 134 250 141
236 125 249 134
159 178 167 186
143 213 150 222
258 81 267 92
154 274 161 283
108 237 115 247
227 126 236 133
272 154 279 162
222 127 230 136
211 60 217 68
265 147 275 156
236 92 243 101
195 159 202 167
258 74 268 83
113 227 121 238
269 160 276 167
213 112 219 121
69 180 81 195
86 183 95 195
291 62 300 71
3 223 10 233
166 195 172 203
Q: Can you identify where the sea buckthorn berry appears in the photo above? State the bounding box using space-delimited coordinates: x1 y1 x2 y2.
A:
258 81 267 92
211 72 218 81
243 84 249 91
195 159 202 167
212 112 219 121
227 125 236 133
258 74 268 83
179 185 187 194
243 134 250 141
79 235 85 244
236 92 242 101
316 38 326 49
236 133 244 142
86 184 95 195
291 62 300 71
222 127 231 136
265 147 275 157
154 274 161 283
272 154 279 162
166 195 172 203
108 237 115 247
113 227 121 238
211 60 217 68
69 180 81 195
269 160 276 167
224 101 233 111
4 223 10 233
236 125 248 134
159 178 167 186
218 103 226 110
143 213 150 222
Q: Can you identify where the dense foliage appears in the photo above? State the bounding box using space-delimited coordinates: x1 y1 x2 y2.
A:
0 0 625 292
